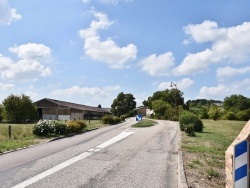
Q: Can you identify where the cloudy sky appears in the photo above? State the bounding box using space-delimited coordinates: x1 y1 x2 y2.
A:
1 0 250 107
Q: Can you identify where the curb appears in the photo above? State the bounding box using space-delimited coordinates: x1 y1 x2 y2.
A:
178 151 188 188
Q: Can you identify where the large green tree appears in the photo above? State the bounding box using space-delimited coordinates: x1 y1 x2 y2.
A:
2 94 38 123
143 89 185 111
223 94 250 112
111 92 136 116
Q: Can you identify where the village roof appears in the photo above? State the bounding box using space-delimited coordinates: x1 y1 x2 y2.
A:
35 98 111 113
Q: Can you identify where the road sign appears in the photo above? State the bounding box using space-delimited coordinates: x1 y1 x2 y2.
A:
136 114 142 121
234 140 249 188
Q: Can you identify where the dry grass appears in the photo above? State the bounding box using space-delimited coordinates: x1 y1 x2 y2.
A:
181 119 247 188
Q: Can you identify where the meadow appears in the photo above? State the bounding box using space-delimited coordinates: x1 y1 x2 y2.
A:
181 119 247 187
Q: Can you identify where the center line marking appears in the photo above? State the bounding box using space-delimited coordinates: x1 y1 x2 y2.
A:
12 128 136 188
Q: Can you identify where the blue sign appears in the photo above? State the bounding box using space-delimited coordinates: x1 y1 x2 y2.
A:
234 140 249 188
136 114 142 121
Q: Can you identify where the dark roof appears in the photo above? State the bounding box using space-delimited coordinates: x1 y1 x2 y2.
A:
35 98 110 113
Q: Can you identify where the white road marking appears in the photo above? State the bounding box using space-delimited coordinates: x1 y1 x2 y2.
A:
12 128 137 188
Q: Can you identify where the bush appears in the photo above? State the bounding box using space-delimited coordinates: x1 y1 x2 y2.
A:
223 111 237 120
33 120 54 136
54 121 67 135
185 124 196 137
101 115 121 124
66 121 83 134
179 111 203 132
102 115 114 124
75 120 87 130
237 109 250 121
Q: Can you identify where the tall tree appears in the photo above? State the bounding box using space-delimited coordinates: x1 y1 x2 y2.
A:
2 94 38 123
223 94 250 111
143 89 184 110
111 92 136 116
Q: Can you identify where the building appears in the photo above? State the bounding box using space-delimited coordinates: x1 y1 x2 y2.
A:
34 98 110 121
135 106 154 117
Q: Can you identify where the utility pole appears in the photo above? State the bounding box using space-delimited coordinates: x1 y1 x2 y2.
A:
170 82 177 118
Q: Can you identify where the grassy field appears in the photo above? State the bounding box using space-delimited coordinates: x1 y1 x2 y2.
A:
0 120 109 153
181 119 247 188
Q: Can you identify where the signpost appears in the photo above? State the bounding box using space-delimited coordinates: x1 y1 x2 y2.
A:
136 114 142 122
234 140 249 188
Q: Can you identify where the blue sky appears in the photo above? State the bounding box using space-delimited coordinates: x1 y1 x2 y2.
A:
1 0 250 107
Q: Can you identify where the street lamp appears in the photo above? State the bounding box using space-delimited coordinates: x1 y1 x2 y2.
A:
170 82 177 118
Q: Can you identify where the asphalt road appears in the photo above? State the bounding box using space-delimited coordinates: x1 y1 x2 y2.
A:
0 118 180 188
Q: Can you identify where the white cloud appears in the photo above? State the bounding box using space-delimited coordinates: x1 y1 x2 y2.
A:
79 11 137 69
0 83 15 91
0 0 21 25
9 43 51 60
139 52 175 76
217 66 250 81
0 43 52 81
158 78 194 91
197 79 250 99
51 85 121 99
173 21 250 75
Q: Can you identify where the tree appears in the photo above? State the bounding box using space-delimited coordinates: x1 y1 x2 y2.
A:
111 92 136 117
0 104 3 122
223 94 250 112
2 94 38 123
152 100 169 118
143 89 184 110
208 105 221 121
98 104 102 108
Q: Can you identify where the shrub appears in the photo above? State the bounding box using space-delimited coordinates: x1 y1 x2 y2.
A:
54 121 67 135
102 115 114 124
75 120 87 130
237 109 250 121
101 115 121 124
33 120 54 136
223 111 237 120
66 121 83 134
185 123 196 137
120 115 126 121
179 111 203 132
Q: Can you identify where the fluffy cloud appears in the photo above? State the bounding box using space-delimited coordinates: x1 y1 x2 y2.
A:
217 66 250 81
51 85 121 99
173 21 250 75
158 78 194 91
197 79 250 99
79 11 137 69
0 43 52 81
0 0 21 25
139 52 175 76
9 43 51 60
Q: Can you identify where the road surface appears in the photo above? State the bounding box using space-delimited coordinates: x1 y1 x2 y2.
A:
0 118 180 188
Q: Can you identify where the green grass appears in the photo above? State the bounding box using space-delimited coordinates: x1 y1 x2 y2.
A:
132 119 157 127
0 120 109 153
181 119 247 187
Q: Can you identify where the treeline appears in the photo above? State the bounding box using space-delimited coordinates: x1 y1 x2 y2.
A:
188 94 250 121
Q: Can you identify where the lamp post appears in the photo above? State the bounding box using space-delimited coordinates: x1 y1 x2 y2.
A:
170 82 177 118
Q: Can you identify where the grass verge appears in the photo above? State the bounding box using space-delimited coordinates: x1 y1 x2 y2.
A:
132 119 157 128
181 119 247 188
0 120 109 154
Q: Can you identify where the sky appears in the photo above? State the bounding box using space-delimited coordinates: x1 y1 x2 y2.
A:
1 0 250 108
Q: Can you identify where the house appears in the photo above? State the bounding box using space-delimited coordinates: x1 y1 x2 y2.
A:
34 98 110 121
135 106 154 117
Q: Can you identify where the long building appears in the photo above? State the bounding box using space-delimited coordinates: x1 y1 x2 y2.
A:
34 98 111 121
